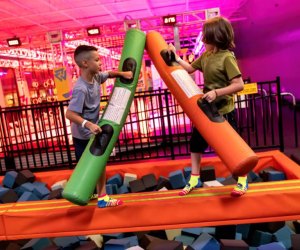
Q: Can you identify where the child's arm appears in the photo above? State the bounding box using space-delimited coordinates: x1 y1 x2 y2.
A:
168 43 196 74
215 76 244 96
202 76 244 103
108 71 133 79
66 109 102 135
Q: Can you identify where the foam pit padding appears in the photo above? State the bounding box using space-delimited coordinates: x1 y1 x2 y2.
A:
129 179 146 193
251 230 273 247
0 186 9 197
156 176 172 190
203 180 223 187
267 170 286 181
248 171 260 182
174 235 195 246
265 221 285 233
293 221 300 233
0 189 18 203
74 240 99 250
18 191 40 202
42 246 60 250
200 166 216 182
139 234 163 249
236 224 250 240
126 246 144 250
33 185 50 199
142 174 157 191
221 176 237 185
219 239 249 250
103 233 124 242
16 170 35 186
3 171 18 188
147 239 183 250
168 170 186 189
104 238 130 250
123 173 137 187
190 233 220 250
215 225 237 240
256 242 286 250
273 225 294 249
291 234 300 250
51 180 67 191
118 185 129 194
165 229 182 241
107 174 123 187
48 188 63 199
20 238 52 250
183 167 192 179
1 151 300 241
53 236 80 248
121 235 138 247
5 242 21 250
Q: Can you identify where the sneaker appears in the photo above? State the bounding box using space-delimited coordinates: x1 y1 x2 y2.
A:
97 197 123 208
231 179 248 197
179 178 202 196
179 183 194 196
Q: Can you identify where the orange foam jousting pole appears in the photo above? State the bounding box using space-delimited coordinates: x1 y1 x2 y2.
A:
146 31 258 176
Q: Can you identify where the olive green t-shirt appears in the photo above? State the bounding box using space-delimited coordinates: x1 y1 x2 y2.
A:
191 50 242 114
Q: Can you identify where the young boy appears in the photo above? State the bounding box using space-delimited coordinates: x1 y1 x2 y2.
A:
66 45 132 208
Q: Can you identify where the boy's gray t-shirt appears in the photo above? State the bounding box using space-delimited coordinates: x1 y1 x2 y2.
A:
68 72 109 140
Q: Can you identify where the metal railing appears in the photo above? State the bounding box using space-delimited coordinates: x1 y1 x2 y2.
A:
0 77 297 174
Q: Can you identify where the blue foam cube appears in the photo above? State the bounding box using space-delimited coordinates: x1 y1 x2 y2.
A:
18 191 40 202
191 233 220 250
273 225 294 249
104 238 130 250
33 184 50 198
267 170 286 181
257 242 286 250
183 167 192 179
107 174 123 187
3 171 18 188
169 170 186 189
118 185 129 194
20 238 52 250
0 186 9 197
251 230 273 247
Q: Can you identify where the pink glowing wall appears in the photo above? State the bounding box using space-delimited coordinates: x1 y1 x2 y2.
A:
233 0 300 101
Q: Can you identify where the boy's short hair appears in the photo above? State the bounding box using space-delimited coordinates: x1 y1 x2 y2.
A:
74 45 98 67
202 16 235 50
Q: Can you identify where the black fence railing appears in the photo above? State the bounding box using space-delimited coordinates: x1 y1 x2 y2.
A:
0 77 297 174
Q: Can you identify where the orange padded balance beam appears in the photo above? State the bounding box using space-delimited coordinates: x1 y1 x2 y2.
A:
146 31 258 176
0 150 300 240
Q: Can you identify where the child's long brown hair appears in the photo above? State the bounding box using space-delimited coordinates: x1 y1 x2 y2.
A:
202 16 235 50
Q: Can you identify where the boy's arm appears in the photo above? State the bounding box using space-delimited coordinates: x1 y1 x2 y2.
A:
108 71 133 79
168 43 196 74
66 109 102 135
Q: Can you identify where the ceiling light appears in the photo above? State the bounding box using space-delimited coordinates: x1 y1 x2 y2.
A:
87 27 100 36
205 8 220 19
124 20 140 31
47 30 62 43
7 37 21 47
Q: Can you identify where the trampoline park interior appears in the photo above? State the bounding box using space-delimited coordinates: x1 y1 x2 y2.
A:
0 0 300 249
